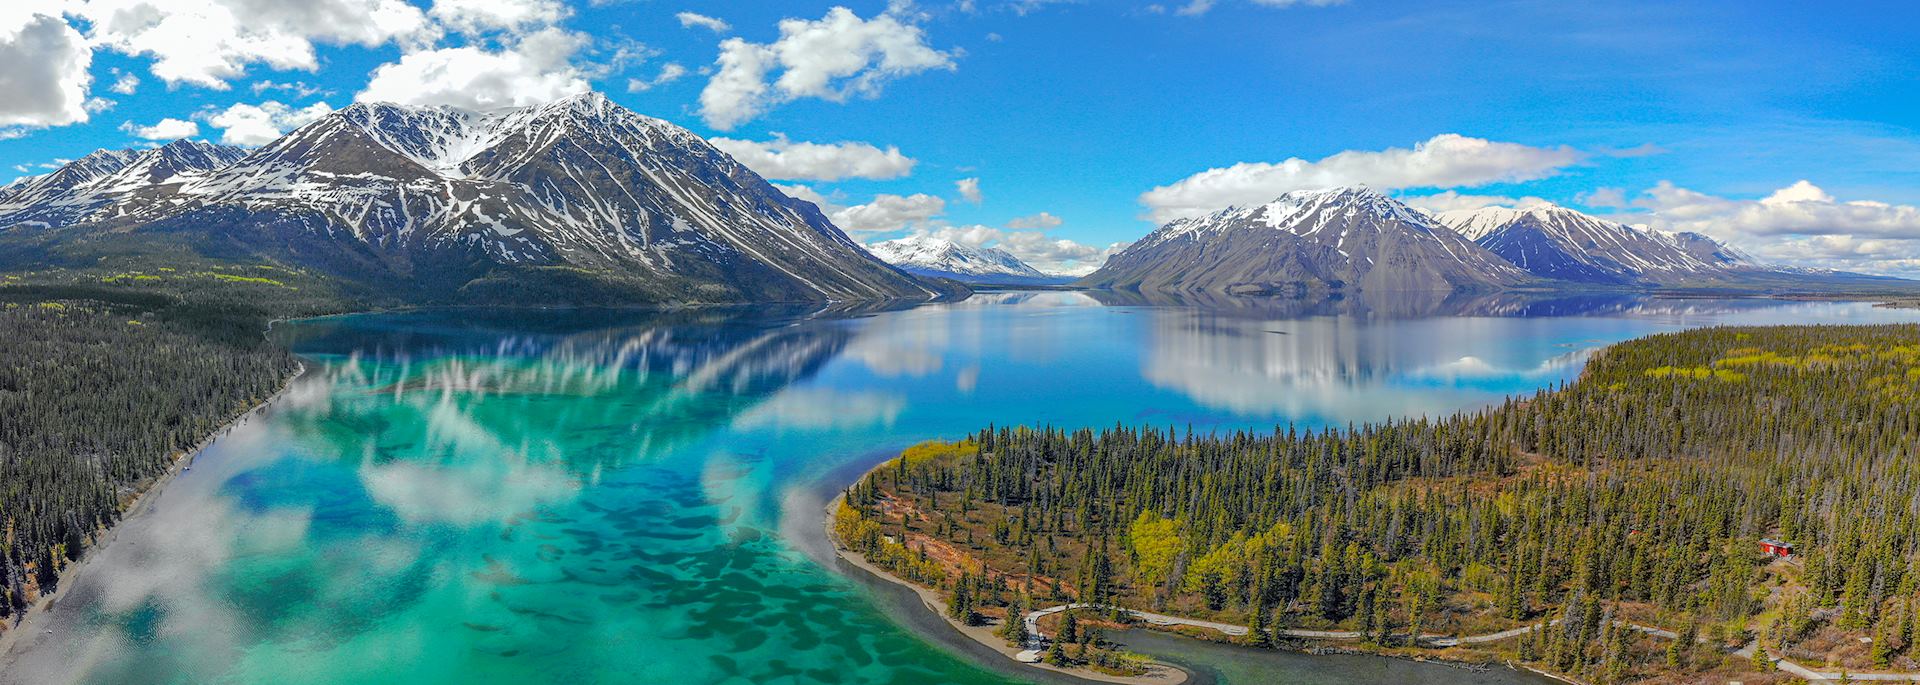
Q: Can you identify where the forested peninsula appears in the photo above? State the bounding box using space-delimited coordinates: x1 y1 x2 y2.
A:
0 261 346 628
836 324 1920 684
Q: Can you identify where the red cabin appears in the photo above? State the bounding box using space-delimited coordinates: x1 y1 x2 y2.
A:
1759 538 1794 559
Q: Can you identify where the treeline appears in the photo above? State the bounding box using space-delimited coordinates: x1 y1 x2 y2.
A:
0 263 347 622
850 324 1920 681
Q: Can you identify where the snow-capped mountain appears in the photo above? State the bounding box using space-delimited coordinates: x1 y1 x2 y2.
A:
1656 230 1757 269
865 234 1066 285
0 140 247 229
1081 186 1532 293
1433 204 1758 284
0 92 947 304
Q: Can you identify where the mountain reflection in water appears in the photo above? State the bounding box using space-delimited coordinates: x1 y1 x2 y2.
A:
7 293 1915 685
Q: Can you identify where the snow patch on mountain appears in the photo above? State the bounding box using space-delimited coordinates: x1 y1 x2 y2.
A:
1434 203 1760 284
0 92 944 303
1085 185 1532 293
866 233 1060 283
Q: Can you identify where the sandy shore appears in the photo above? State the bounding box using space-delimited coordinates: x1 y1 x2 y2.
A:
823 487 1189 685
0 361 307 660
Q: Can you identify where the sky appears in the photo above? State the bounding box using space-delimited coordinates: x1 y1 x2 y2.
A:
2 0 1918 276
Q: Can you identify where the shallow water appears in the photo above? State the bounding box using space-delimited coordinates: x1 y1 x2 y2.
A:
6 292 1915 685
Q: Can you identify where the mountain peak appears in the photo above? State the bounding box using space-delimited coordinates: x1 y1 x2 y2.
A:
867 233 1055 283
1300 185 1388 200
8 93 947 303
1088 183 1529 293
1433 202 1755 284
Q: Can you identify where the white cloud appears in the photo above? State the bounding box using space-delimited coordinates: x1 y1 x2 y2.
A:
698 7 956 130
0 4 93 130
1626 180 1920 239
1610 180 1920 277
1577 186 1629 209
709 133 916 181
1175 0 1347 15
120 117 200 140
774 183 832 209
831 193 946 233
1139 133 1585 222
1397 190 1551 214
77 0 431 89
1006 211 1062 229
676 11 731 33
430 0 568 33
203 100 334 145
625 62 687 92
250 80 328 98
954 177 981 204
109 69 140 95
357 28 591 110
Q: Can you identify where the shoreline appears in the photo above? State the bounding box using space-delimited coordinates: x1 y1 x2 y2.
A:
822 475 1191 685
818 457 1602 685
0 360 309 661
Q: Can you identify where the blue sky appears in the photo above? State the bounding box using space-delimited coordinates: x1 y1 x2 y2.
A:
4 0 1919 275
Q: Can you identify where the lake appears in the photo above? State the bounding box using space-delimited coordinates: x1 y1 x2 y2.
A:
5 292 1915 684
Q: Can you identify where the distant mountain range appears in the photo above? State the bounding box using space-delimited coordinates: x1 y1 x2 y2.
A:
2 107 1907 304
1433 203 1754 285
1081 187 1531 294
864 233 1072 285
0 92 951 305
1082 186 1908 294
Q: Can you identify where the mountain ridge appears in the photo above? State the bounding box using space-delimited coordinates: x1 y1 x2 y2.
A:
0 93 953 305
865 233 1069 285
1081 186 1534 294
1433 203 1747 285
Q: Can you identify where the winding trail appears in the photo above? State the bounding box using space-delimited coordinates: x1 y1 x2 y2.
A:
1019 604 1920 682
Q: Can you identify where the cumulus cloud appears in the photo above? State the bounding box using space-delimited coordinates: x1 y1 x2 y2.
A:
954 177 981 204
1006 211 1062 229
429 0 569 33
121 117 200 140
0 4 94 130
676 11 731 33
108 69 140 95
698 7 956 130
202 100 334 145
250 80 328 98
1140 133 1585 222
709 133 916 181
625 62 688 92
357 28 591 110
1609 180 1920 277
1629 180 1920 239
1398 190 1551 214
831 193 947 233
77 0 431 89
774 183 833 209
1577 186 1630 209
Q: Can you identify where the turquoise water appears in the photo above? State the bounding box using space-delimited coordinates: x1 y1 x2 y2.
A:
6 293 1916 685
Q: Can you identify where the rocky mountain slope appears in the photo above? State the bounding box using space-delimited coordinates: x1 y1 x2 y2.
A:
1433 203 1745 285
1079 186 1532 293
864 233 1067 285
0 93 948 305
0 140 248 229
